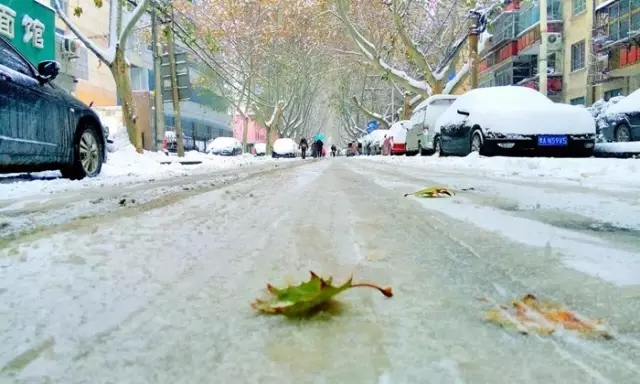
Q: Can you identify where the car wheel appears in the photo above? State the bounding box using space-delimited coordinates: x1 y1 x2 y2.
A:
615 123 631 142
61 124 104 180
434 136 445 157
470 129 483 154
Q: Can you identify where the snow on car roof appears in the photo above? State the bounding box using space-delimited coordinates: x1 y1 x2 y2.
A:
414 94 458 112
455 86 553 108
606 89 640 115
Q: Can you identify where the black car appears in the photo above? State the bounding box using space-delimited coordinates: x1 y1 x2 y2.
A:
594 91 640 142
0 37 107 179
435 87 596 157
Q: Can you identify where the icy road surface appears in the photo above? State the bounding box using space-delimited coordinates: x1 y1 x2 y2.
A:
1 158 640 383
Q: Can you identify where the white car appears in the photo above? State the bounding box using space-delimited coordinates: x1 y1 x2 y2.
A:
253 142 267 156
405 95 457 156
434 86 596 157
208 137 243 156
387 120 413 155
272 138 297 158
366 129 389 154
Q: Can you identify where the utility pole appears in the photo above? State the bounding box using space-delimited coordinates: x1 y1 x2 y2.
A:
151 5 165 152
165 4 184 157
539 0 548 97
468 11 480 90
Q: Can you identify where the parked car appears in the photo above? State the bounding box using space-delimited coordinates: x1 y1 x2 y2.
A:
387 120 413 155
405 95 457 156
0 36 107 179
363 129 389 155
593 89 640 142
434 86 596 157
163 131 196 154
253 142 267 156
208 137 242 156
272 138 297 158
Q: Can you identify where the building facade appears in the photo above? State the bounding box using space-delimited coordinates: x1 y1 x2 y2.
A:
232 115 268 143
479 0 565 102
480 0 640 105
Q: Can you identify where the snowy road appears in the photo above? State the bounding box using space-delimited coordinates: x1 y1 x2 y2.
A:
1 158 640 383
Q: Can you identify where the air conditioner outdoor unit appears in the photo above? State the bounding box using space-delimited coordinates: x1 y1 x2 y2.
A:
547 33 563 52
61 36 79 58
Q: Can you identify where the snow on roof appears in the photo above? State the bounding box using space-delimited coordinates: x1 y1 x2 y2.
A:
605 89 640 115
456 86 552 107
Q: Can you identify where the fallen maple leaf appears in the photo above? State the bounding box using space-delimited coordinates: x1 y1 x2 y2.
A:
404 186 455 198
251 271 393 316
478 294 613 339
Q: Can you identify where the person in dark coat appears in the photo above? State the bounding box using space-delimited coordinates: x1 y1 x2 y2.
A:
331 144 337 157
299 138 308 159
315 139 324 158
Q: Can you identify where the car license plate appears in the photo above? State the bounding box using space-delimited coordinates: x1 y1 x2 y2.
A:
537 135 568 146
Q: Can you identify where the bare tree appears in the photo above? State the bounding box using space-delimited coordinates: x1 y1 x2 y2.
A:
54 0 151 152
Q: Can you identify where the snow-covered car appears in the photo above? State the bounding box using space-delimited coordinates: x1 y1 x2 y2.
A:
387 120 413 155
163 131 196 154
364 129 389 155
272 138 297 158
434 86 596 157
405 95 457 156
253 142 267 156
208 137 242 156
593 89 640 143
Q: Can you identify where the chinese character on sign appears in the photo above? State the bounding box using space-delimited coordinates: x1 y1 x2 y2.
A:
0 4 16 39
22 15 45 49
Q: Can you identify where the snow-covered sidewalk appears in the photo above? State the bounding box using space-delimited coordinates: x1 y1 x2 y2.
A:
0 143 293 201
355 153 640 191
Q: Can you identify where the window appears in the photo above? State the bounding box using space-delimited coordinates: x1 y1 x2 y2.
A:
604 88 623 100
620 0 630 15
570 40 586 71
632 12 640 31
0 37 34 77
570 96 585 105
572 0 586 15
130 65 149 90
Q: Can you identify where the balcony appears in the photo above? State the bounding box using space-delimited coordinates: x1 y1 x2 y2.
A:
593 0 640 51
489 11 519 49
517 0 562 34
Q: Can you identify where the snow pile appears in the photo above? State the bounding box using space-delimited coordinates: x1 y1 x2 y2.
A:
361 155 640 188
0 136 282 201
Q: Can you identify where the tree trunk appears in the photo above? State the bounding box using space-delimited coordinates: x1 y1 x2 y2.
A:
265 101 285 155
432 82 443 95
241 113 249 152
111 48 142 153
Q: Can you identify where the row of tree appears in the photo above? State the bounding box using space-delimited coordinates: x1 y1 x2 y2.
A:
53 0 497 151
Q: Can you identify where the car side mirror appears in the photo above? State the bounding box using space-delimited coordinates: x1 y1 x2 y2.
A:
457 109 470 116
37 60 60 83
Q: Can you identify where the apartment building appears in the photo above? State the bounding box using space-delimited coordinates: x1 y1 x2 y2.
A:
478 0 565 102
569 0 640 104
478 0 640 105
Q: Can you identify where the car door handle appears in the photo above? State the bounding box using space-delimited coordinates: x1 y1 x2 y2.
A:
0 71 12 82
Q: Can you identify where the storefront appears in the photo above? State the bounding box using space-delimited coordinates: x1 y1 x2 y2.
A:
0 0 55 65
